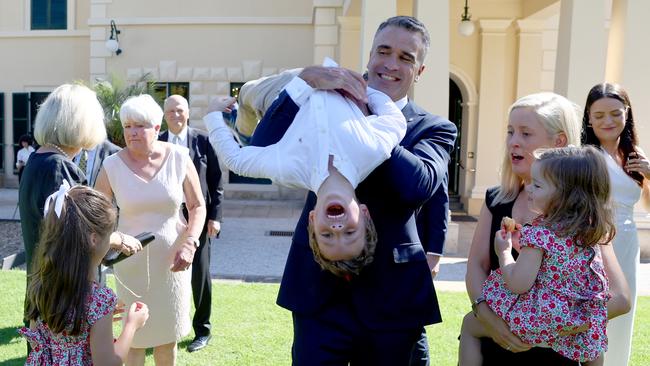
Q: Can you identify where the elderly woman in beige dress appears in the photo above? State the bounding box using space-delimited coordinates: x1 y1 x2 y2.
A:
95 94 206 365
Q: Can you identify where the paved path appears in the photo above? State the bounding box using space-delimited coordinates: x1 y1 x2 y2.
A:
2 188 649 295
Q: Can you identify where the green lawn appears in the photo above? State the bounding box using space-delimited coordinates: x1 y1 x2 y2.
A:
0 270 648 365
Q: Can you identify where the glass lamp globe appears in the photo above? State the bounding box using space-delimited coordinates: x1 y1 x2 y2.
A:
105 39 119 53
458 20 475 37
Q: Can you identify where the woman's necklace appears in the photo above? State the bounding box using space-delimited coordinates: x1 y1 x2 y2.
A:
46 143 70 159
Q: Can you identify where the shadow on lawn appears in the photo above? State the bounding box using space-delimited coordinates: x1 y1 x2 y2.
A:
0 326 22 345
0 356 26 366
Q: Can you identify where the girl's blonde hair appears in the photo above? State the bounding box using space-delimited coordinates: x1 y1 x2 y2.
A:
494 92 582 205
26 186 117 335
535 146 615 247
33 84 107 149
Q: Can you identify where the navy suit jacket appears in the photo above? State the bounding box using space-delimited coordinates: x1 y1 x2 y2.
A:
159 128 224 223
252 91 457 330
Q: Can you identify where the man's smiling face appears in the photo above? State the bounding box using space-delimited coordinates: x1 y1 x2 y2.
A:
366 25 426 102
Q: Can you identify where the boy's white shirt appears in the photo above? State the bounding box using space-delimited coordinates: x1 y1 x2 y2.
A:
204 72 406 192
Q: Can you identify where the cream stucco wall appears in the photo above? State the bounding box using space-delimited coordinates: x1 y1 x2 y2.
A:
1 0 649 220
0 1 25 30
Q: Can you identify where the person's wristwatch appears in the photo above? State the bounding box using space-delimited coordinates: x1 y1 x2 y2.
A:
471 296 486 317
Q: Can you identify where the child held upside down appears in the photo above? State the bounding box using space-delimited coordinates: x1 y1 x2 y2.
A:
203 64 405 278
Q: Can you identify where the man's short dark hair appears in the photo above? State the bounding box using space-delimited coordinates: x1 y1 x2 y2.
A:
376 16 430 63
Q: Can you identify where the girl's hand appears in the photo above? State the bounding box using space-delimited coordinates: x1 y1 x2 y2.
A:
626 151 650 179
494 230 513 257
113 300 126 322
125 302 149 329
511 225 522 253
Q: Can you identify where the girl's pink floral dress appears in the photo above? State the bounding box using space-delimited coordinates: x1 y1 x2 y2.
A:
482 219 609 362
18 282 117 365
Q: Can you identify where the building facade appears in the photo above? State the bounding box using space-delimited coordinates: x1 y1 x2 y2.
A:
1 0 649 221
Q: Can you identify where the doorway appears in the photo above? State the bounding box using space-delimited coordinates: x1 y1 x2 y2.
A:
448 79 463 198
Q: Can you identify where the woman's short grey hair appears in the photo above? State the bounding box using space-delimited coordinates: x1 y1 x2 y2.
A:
33 84 106 149
119 94 163 128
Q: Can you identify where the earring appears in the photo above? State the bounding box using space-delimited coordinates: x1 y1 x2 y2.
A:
414 76 420 82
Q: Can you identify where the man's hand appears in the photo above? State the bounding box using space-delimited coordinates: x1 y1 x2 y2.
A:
207 96 237 114
298 66 367 104
207 220 221 238
426 253 441 279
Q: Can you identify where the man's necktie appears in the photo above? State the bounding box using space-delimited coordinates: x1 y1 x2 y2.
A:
172 135 180 145
78 150 88 173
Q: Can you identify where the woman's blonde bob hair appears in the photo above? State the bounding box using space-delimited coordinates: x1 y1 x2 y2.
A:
494 92 582 205
119 94 163 129
33 84 107 149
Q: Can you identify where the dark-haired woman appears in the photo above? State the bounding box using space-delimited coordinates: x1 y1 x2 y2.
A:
582 82 650 366
15 134 34 184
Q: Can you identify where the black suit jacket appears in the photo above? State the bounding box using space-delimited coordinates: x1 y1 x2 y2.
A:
88 140 120 187
159 128 224 223
253 91 457 330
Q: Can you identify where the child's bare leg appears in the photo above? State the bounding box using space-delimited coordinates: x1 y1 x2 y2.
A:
584 353 603 366
459 312 490 366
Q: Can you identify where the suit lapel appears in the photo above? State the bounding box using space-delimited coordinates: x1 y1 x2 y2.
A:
401 101 424 124
187 127 197 161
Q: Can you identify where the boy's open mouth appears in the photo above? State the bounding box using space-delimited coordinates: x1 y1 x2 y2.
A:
326 204 345 219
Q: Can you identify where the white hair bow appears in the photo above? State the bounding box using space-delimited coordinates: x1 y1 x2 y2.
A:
44 180 72 218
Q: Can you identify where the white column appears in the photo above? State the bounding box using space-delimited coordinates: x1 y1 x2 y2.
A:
359 0 396 72
3 99 14 185
313 0 343 64
337 16 361 71
554 0 608 104
412 0 449 118
470 19 513 209
515 19 545 99
607 0 650 150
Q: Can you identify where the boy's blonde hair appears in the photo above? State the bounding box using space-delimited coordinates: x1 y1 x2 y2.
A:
534 146 615 247
308 214 378 277
495 92 582 205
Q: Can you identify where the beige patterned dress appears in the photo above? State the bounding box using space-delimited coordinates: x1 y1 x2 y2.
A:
102 144 191 348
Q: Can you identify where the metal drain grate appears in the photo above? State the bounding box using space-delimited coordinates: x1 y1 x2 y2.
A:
266 230 294 237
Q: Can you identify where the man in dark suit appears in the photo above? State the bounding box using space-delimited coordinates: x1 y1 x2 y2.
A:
74 139 120 187
237 16 456 365
161 95 224 353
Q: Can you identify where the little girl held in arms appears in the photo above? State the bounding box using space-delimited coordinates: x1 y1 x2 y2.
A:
459 146 616 365
19 182 149 365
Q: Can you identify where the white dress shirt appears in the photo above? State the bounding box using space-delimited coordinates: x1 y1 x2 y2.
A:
74 147 98 184
204 76 406 192
167 126 189 147
16 146 35 168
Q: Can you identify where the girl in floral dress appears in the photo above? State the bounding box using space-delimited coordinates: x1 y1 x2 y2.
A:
19 184 149 365
459 146 617 365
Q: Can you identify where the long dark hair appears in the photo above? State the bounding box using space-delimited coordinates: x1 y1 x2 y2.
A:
581 82 643 186
25 186 116 335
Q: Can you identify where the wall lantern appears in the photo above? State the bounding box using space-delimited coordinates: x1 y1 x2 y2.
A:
105 20 122 55
458 0 475 37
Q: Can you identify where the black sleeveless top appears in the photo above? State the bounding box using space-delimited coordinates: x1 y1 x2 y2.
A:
480 186 579 365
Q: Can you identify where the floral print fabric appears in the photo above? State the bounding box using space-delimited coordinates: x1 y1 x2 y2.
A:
482 220 609 362
18 282 117 365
